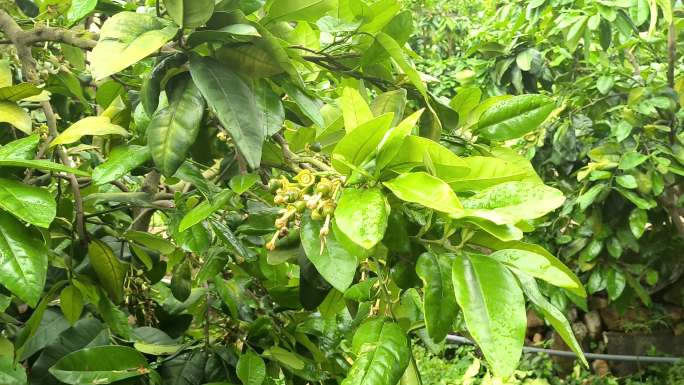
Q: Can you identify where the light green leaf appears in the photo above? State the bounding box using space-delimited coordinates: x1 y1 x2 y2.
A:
267 0 337 22
50 116 128 147
0 134 38 159
629 208 648 239
124 230 176 254
60 285 84 326
452 253 526 378
515 272 588 367
49 345 149 384
476 94 555 141
0 178 55 228
464 217 523 242
67 0 97 23
148 73 205 177
341 318 410 385
0 101 31 134
301 216 359 292
341 87 373 132
615 174 637 189
88 240 127 304
449 156 528 193
335 188 389 250
371 89 407 127
384 171 462 214
332 113 394 175
0 356 26 385
179 190 235 232
618 151 648 170
0 211 48 307
0 83 41 102
384 135 469 181
133 342 181 356
164 0 214 28
92 145 151 185
230 174 259 194
416 252 457 342
90 12 178 80
0 159 90 176
190 55 265 170
237 351 266 385
0 60 10 88
375 109 424 172
458 181 565 225
450 87 481 124
488 249 585 296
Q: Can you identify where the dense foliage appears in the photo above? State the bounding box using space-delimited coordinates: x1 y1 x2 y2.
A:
3 0 682 384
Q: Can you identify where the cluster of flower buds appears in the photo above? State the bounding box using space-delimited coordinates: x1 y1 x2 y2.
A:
265 169 343 251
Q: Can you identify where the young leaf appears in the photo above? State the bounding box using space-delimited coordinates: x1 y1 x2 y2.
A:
383 171 463 214
88 240 127 304
300 216 359 292
476 94 555 141
50 116 128 148
90 12 178 80
147 73 205 177
449 156 529 192
60 285 84 326
164 0 214 29
230 174 259 194
236 351 266 385
190 55 265 169
179 190 235 232
0 211 48 307
332 113 394 175
628 208 648 239
416 252 457 342
0 101 31 134
341 318 410 385
0 356 26 385
0 178 55 228
335 188 389 250
452 253 526 378
92 145 151 185
375 109 424 172
267 0 337 22
341 87 373 132
383 135 469 181
49 346 149 385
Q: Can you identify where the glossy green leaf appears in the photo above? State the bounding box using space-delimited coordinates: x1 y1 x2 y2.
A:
170 260 192 301
465 217 523 242
341 87 373 132
88 240 127 304
230 174 259 194
416 252 457 342
0 101 31 134
50 116 128 147
190 55 264 169
0 178 55 228
384 135 469 181
0 211 47 307
67 0 97 23
618 151 649 170
450 87 482 122
148 73 205 177
371 89 407 127
629 208 648 239
236 351 266 385
458 181 565 225
0 134 38 159
49 345 149 384
332 113 394 175
0 83 41 102
60 285 84 326
375 109 424 172
92 145 151 185
384 171 462 214
90 12 178 80
341 318 410 385
452 253 525 378
164 0 214 28
301 216 359 292
476 94 554 141
515 272 588 367
488 249 585 296
0 356 26 385
335 188 389 249
267 0 337 22
179 190 235 231
449 156 529 192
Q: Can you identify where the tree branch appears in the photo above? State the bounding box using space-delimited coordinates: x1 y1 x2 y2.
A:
0 10 96 50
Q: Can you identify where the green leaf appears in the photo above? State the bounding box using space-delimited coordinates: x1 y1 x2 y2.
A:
230 174 259 194
164 0 214 28
50 116 128 147
515 272 588 367
335 188 389 249
464 217 523 242
416 252 457 342
449 156 530 192
375 109 424 172
60 285 84 326
628 208 648 239
383 172 463 214
90 12 178 80
607 267 626 300
488 249 585 296
452 253 526 378
0 101 31 134
332 113 394 175
618 151 649 170
124 230 176 254
341 87 373 132
0 178 55 228
148 73 205 177
0 159 90 176
0 356 26 385
267 0 337 22
190 55 264 170
450 87 481 123
170 260 192 301
383 135 469 181
458 181 565 225
615 174 637 189
67 0 97 23
92 145 151 185
301 216 359 292
179 190 235 232
88 240 127 304
236 351 266 385
476 94 555 141
49 345 149 384
0 134 38 159
371 89 407 127
341 318 410 385
0 83 41 101
0 211 47 307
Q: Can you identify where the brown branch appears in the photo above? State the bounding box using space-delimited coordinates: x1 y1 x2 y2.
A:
0 10 96 50
132 171 161 231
